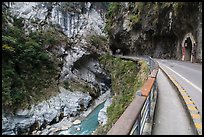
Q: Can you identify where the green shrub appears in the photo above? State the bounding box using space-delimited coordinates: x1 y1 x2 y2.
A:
104 3 121 34
2 35 17 45
129 14 140 25
89 35 107 50
95 54 148 134
63 81 69 90
2 12 60 112
67 80 98 97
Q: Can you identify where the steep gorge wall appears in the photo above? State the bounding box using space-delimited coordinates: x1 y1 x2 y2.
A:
2 2 111 135
6 2 108 37
106 2 202 62
4 2 110 100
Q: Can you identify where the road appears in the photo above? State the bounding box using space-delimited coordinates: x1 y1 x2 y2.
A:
155 59 202 115
152 69 196 135
115 55 202 134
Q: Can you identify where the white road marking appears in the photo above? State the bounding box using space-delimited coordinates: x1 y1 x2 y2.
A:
159 62 202 93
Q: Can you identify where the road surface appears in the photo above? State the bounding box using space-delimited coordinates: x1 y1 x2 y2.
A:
155 59 202 115
115 55 201 134
152 69 196 135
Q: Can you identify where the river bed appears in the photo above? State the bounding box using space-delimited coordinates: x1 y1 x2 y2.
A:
59 102 105 135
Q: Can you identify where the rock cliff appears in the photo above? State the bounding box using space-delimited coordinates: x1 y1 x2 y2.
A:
106 2 202 62
2 2 110 135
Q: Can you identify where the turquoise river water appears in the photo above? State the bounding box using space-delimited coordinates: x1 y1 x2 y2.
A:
59 102 105 135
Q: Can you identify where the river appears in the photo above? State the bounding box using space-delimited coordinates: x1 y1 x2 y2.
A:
59 102 105 135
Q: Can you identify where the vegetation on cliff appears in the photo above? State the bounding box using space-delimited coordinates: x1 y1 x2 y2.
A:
104 2 121 35
2 7 69 112
94 54 149 134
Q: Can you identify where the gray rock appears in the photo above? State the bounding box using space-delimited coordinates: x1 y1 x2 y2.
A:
16 108 34 118
15 118 35 131
73 119 81 125
52 117 73 129
2 2 112 135
63 107 71 117
43 109 58 123
40 128 50 135
82 94 92 109
2 130 16 135
98 98 112 125
35 130 42 135
59 87 92 116
2 117 15 132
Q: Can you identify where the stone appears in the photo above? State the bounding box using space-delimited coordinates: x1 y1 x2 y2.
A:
60 125 70 130
36 131 42 135
15 118 36 133
46 125 51 129
16 108 34 118
2 130 16 135
52 117 73 129
43 109 58 123
2 117 15 132
73 119 81 125
76 127 81 131
40 128 50 135
63 107 71 117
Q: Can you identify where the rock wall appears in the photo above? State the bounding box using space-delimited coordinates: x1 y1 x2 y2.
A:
59 42 111 98
2 2 111 135
196 3 202 62
2 87 92 135
6 2 111 96
7 2 107 38
106 2 202 62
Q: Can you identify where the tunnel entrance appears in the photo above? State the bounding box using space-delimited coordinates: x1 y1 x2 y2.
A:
184 37 192 61
181 33 197 62
110 47 130 55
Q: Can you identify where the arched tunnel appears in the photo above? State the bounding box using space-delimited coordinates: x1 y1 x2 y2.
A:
110 46 130 55
181 33 197 62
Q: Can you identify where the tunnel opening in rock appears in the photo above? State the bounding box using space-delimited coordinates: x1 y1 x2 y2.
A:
184 37 192 61
110 46 130 55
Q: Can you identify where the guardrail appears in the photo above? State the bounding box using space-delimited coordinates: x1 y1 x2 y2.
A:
107 56 159 135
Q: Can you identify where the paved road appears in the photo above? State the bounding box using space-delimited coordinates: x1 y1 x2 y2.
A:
115 55 201 134
155 59 202 115
152 69 196 135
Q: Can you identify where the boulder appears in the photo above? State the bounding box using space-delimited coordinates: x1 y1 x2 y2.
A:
15 118 36 132
43 109 58 123
40 128 50 135
73 119 81 125
76 127 81 131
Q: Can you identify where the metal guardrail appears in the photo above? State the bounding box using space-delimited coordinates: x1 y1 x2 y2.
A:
107 56 159 135
130 80 157 135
